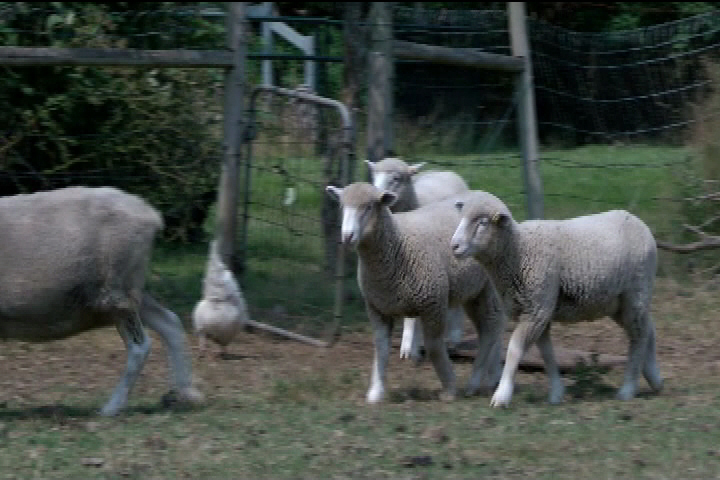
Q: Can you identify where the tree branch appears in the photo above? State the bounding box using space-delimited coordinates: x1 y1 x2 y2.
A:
657 224 720 253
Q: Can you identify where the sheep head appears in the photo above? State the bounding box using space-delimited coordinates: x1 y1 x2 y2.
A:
365 157 424 201
325 182 397 248
450 191 513 261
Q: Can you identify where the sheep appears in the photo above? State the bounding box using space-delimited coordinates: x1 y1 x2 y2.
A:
449 190 664 407
365 157 470 360
192 240 250 357
0 186 204 416
325 182 505 404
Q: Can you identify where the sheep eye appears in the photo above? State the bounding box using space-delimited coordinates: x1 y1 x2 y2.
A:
473 217 488 235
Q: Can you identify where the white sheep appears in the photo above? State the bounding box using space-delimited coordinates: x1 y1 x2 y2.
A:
0 186 204 416
449 190 664 407
192 240 250 357
365 157 470 360
325 182 505 404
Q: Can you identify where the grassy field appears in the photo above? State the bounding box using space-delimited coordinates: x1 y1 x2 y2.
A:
1 144 719 479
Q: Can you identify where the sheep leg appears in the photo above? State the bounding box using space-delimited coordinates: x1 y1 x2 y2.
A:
536 325 565 404
367 310 393 404
101 310 152 416
421 317 457 402
491 316 548 408
444 307 466 351
615 300 657 401
642 318 664 392
464 289 505 396
140 294 205 406
399 317 423 362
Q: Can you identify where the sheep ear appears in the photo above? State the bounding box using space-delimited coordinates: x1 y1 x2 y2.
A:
365 159 375 172
491 212 510 228
408 162 425 175
454 201 464 213
325 185 342 202
380 191 398 207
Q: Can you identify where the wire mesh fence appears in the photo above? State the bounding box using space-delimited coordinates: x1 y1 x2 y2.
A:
384 5 720 275
238 85 356 341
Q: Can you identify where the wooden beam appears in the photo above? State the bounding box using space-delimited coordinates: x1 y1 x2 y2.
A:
0 46 233 68
245 319 330 348
393 39 524 73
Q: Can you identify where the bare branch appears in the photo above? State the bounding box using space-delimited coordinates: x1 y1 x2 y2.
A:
684 191 720 202
683 224 705 236
657 229 720 253
657 222 720 253
699 214 720 230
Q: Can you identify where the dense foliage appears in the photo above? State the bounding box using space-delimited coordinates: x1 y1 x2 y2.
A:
0 2 225 242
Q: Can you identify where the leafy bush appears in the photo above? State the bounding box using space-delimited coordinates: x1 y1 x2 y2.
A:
0 3 226 242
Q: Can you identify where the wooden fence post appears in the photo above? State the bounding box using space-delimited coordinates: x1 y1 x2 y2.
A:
216 2 247 270
509 2 544 219
367 2 394 164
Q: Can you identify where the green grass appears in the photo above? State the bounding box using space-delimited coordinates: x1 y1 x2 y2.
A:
2 344 720 480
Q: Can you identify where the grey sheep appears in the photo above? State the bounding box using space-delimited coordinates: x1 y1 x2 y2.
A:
192 240 250 357
0 186 204 416
450 190 664 407
366 157 470 360
326 182 505 403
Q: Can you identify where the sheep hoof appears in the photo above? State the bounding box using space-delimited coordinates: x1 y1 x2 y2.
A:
490 386 513 408
179 386 206 405
615 387 636 401
366 387 385 404
650 379 664 393
161 387 206 409
99 403 123 417
438 391 456 402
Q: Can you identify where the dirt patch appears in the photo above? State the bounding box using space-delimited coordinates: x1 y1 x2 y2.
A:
0 277 717 411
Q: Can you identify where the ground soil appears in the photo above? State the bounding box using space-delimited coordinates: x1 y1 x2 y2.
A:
1 277 719 411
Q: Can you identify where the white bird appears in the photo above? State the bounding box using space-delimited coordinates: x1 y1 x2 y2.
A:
192 241 250 357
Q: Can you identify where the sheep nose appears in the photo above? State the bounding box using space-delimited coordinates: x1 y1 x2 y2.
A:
451 240 465 257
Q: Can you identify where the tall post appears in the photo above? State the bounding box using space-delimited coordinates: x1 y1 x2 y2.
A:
367 2 394 163
509 2 544 219
217 2 246 269
342 2 364 182
262 21 273 86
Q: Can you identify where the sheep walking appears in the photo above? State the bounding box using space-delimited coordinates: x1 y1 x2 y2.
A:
326 182 505 403
192 240 250 357
0 186 204 416
366 157 470 360
450 191 664 407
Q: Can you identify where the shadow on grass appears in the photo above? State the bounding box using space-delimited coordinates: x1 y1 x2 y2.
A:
388 387 445 403
0 398 203 421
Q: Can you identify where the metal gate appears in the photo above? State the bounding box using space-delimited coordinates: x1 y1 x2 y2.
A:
238 85 354 346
